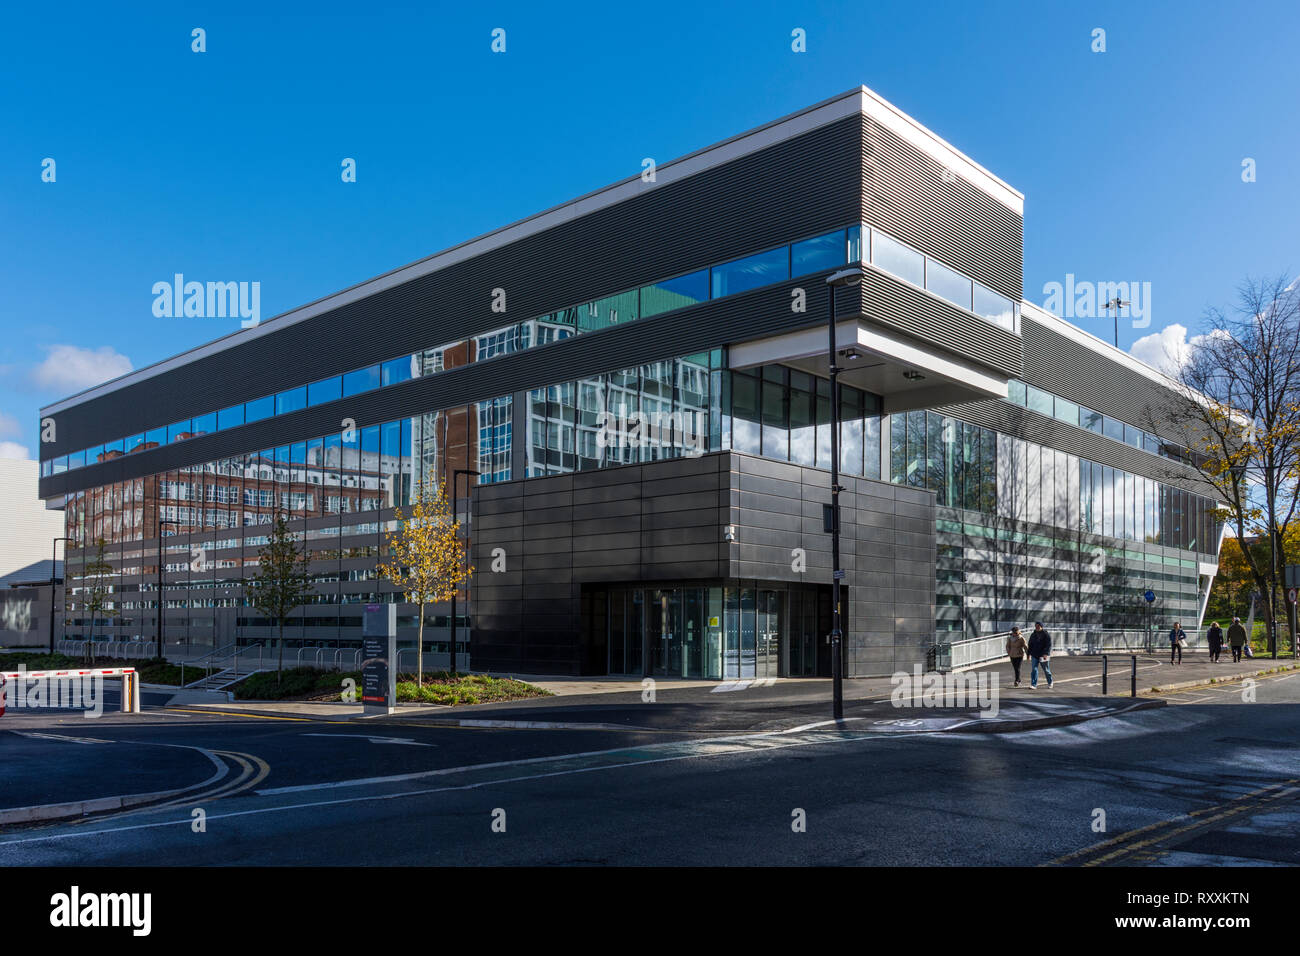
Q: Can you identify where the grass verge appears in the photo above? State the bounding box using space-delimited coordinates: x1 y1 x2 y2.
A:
228 667 551 705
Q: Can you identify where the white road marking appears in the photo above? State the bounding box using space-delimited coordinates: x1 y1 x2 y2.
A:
300 733 433 747
13 732 112 745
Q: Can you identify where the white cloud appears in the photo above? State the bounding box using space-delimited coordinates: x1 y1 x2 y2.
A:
1130 324 1227 376
31 345 133 392
0 441 31 460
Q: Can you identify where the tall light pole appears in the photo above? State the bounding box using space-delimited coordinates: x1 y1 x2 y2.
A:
1102 296 1130 349
48 536 77 653
449 467 480 676
825 265 865 720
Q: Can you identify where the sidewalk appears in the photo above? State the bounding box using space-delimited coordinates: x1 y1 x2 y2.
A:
162 651 1298 731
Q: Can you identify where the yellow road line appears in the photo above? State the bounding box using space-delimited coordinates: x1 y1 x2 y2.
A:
1046 778 1300 866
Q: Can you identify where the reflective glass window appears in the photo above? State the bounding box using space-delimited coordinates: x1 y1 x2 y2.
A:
167 421 191 443
641 270 709 318
276 386 307 415
245 395 274 423
871 231 925 287
973 282 1015 330
1025 384 1054 417
308 376 343 406
791 229 846 276
217 404 244 430
730 371 761 455
343 365 380 396
577 290 639 334
1006 380 1027 405
67 449 85 469
925 257 973 310
125 434 146 454
1103 416 1125 442
1053 396 1078 425
192 412 216 436
1080 407 1103 433
381 357 413 387
710 246 788 298
848 225 863 263
1123 423 1143 449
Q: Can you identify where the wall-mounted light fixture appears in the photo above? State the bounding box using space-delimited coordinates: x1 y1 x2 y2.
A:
903 370 926 382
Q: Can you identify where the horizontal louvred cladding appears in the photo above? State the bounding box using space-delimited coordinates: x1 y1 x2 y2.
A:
862 117 1022 302
1020 317 1182 429
850 269 1025 378
41 114 868 460
41 275 848 498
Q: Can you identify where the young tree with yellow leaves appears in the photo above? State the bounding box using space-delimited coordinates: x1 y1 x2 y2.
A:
378 480 472 687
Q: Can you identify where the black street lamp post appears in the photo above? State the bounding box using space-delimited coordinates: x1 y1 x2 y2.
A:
825 265 865 720
48 536 77 653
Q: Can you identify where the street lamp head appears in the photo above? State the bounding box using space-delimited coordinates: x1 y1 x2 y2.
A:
826 266 865 288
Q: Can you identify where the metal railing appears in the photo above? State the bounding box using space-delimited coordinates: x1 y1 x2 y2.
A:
935 627 1210 672
54 639 159 661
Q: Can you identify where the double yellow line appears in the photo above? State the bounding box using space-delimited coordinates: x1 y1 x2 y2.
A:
1046 778 1300 866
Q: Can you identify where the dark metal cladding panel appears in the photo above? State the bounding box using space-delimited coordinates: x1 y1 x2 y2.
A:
862 117 1023 302
933 397 1213 496
42 115 868 458
852 269 1025 377
42 277 848 497
1020 316 1181 433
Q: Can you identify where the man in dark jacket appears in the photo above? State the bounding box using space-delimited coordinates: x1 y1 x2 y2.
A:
1027 622 1054 689
1228 617 1248 662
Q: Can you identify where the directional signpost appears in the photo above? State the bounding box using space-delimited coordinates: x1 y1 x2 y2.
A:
362 603 397 717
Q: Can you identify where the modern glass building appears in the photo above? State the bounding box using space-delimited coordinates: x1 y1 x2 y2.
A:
38 86 1222 677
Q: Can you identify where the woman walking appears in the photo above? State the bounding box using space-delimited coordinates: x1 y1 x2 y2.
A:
1207 621 1223 663
1169 621 1187 664
1006 627 1028 687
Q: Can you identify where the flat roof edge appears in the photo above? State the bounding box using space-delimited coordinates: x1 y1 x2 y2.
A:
42 84 1023 418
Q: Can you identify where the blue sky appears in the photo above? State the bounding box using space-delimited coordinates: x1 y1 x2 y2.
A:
2 0 1297 459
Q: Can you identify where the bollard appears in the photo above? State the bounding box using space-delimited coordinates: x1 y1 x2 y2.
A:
1130 654 1137 698
1102 655 1108 695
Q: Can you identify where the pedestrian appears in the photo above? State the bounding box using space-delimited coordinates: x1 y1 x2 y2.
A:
1169 621 1187 664
1006 627 1028 686
1228 617 1247 662
1027 622 1054 689
1207 621 1223 663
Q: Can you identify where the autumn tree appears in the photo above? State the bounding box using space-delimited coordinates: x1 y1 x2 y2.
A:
83 537 117 666
1147 276 1300 656
378 480 471 686
247 510 313 682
